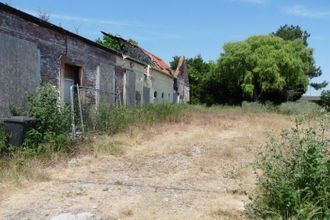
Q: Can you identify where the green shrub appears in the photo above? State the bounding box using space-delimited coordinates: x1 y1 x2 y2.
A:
320 90 330 111
278 100 324 116
0 122 7 153
247 119 330 219
23 84 71 152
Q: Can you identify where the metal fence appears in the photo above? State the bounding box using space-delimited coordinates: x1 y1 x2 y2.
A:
69 85 121 137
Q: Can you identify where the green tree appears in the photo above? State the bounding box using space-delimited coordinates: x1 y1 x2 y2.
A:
207 35 313 103
170 55 210 104
273 24 310 46
187 55 211 104
273 25 326 89
170 56 180 70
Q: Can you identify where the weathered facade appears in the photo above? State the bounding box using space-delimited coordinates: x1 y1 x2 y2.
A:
0 3 189 117
173 56 190 103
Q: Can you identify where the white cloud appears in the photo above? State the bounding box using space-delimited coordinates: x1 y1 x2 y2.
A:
240 0 268 5
230 0 269 5
283 5 330 18
25 9 148 28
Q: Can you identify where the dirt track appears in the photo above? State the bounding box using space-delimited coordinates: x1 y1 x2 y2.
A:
0 111 292 219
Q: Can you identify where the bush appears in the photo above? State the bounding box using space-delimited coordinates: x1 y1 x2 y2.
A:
321 90 330 111
247 119 330 219
23 84 71 152
277 100 324 116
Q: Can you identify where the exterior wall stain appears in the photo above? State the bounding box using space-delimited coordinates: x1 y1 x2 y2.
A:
0 3 190 117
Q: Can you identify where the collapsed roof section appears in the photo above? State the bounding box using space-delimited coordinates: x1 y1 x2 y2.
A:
101 32 172 77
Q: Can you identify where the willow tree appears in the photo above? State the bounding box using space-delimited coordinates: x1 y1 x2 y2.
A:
208 35 314 103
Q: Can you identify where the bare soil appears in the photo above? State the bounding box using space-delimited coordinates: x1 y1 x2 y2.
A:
0 110 293 219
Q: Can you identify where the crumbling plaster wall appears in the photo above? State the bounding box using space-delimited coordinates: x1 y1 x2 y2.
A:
174 57 190 103
151 69 173 104
0 8 117 116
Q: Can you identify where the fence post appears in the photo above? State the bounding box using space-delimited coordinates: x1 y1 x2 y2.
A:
70 85 76 139
77 84 85 133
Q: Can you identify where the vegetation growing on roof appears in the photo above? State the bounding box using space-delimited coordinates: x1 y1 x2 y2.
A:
96 32 138 52
96 33 124 52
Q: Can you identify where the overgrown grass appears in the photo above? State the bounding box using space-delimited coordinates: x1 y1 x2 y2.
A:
92 139 125 156
1 96 327 196
241 100 326 118
277 101 325 116
246 118 330 219
93 104 203 134
0 103 205 188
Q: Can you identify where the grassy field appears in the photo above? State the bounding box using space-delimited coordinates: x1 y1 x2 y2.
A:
0 103 329 219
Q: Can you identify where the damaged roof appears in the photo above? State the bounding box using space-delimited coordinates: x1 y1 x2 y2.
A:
140 48 172 75
0 3 174 78
0 3 154 68
101 32 172 77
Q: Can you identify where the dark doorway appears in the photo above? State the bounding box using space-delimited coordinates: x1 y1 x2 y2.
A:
63 64 80 104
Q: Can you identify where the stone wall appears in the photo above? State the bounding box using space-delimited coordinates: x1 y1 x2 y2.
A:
0 5 118 116
0 3 182 115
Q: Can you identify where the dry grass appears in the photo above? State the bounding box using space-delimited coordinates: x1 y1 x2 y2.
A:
0 108 297 219
92 139 126 156
0 151 69 200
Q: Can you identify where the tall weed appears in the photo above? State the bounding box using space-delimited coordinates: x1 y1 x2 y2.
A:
247 118 330 219
23 84 71 154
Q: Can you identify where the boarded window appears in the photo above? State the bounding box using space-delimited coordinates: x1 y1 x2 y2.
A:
136 91 141 105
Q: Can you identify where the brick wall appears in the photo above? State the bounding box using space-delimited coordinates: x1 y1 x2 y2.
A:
0 5 122 116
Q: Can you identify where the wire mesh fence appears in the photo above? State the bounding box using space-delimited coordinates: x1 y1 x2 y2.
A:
70 85 122 137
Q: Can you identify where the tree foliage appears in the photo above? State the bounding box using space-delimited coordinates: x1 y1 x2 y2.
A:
273 24 310 46
320 90 330 110
170 56 180 70
273 25 326 87
204 35 313 103
310 81 328 90
170 55 210 104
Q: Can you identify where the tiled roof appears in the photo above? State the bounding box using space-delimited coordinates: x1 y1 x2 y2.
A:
139 48 172 76
101 32 172 76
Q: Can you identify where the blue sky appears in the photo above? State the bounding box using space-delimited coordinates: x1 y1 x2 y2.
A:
3 0 330 95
